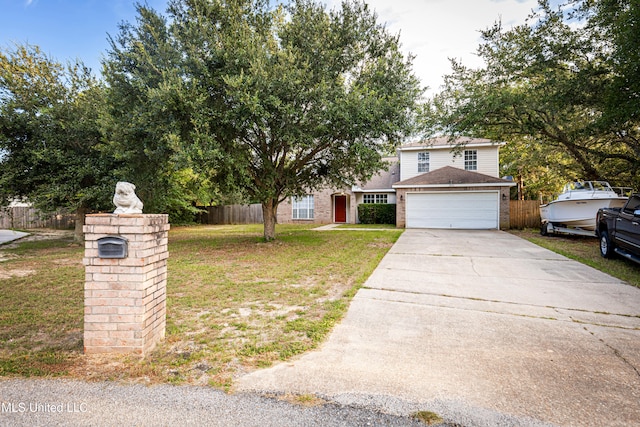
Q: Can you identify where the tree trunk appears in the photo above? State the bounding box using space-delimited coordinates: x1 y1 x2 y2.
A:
74 205 87 243
262 199 278 241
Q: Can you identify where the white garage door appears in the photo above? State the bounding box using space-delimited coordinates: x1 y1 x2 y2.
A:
406 191 499 229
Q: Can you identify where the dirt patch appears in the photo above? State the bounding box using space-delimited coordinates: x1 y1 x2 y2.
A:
0 268 36 279
52 258 83 266
0 253 18 262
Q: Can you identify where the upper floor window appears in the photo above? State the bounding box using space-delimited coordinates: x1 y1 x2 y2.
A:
363 194 388 204
464 150 477 171
292 195 314 219
417 152 430 173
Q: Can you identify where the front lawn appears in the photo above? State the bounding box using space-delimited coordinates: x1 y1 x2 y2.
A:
0 225 402 389
335 223 397 229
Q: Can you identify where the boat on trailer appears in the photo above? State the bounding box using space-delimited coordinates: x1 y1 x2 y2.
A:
540 181 629 236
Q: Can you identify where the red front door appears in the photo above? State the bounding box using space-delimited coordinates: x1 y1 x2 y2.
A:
334 195 347 223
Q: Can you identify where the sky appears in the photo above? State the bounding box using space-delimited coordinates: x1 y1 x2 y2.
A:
0 0 540 96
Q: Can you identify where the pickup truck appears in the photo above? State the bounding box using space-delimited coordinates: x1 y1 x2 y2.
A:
596 193 640 265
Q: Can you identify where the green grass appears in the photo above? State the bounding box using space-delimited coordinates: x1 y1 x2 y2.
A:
0 231 83 377
411 410 443 425
509 229 640 288
0 224 402 388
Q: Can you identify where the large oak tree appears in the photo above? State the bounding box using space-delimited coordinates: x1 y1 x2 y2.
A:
422 0 640 197
0 44 113 241
168 0 423 240
101 5 217 222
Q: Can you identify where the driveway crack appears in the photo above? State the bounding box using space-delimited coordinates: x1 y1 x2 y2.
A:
584 326 640 379
360 287 640 330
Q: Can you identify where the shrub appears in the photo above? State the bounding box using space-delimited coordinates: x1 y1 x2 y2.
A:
358 203 396 225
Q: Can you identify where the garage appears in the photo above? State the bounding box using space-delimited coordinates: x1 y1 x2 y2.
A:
406 191 499 229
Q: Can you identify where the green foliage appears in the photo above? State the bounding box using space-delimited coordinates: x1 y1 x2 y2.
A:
167 0 423 239
580 0 640 127
357 203 396 225
422 0 640 196
101 4 213 220
411 411 443 425
2 1 423 232
0 44 114 215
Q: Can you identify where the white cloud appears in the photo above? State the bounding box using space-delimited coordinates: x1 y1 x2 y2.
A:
325 0 538 95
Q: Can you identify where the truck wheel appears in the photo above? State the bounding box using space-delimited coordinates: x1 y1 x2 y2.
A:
599 230 615 258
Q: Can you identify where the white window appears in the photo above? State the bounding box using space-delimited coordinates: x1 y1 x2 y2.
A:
292 195 314 219
464 150 477 171
363 194 388 204
418 152 430 173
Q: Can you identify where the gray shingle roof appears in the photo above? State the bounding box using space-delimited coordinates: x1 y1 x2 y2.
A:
355 158 400 191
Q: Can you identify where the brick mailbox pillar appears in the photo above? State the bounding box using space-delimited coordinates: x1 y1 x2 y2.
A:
83 214 169 356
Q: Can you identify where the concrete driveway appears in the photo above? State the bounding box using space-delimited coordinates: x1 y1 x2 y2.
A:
0 229 29 245
236 229 640 426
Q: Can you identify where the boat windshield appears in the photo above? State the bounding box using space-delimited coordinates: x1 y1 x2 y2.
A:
591 181 612 191
564 181 613 192
564 182 589 192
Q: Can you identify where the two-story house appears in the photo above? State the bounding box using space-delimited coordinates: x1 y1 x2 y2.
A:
276 137 516 229
393 137 515 229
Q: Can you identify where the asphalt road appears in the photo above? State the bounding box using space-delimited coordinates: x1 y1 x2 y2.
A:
0 379 430 427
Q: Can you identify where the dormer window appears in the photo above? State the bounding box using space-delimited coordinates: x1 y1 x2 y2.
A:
464 150 477 171
418 152 430 173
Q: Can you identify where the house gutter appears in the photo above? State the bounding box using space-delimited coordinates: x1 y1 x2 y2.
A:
392 182 517 189
351 188 396 193
397 142 505 152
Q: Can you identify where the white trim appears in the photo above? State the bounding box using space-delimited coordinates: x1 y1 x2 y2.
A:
292 195 315 220
405 190 500 194
352 188 396 193
398 141 504 152
394 182 516 189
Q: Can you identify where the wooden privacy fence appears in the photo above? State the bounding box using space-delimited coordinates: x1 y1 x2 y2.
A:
510 200 541 229
0 207 75 229
197 204 264 225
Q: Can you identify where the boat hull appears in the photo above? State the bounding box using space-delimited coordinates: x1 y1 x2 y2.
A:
540 198 627 230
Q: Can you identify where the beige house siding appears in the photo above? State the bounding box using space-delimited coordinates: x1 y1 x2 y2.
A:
395 185 512 229
400 146 500 180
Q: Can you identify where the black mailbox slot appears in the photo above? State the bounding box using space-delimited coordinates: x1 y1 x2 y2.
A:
97 236 128 259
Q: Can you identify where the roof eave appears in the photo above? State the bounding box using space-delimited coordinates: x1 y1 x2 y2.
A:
352 188 397 193
398 142 505 152
393 182 517 189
